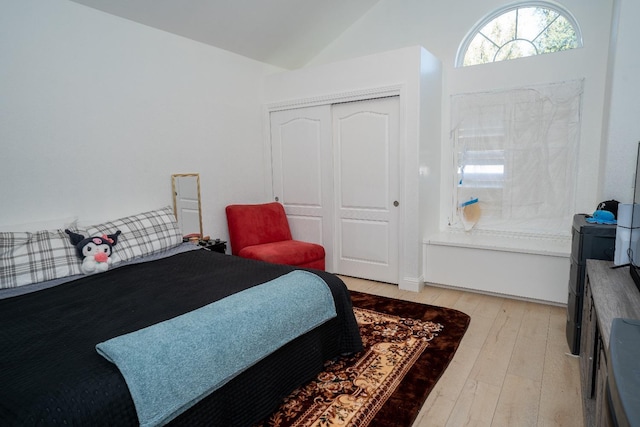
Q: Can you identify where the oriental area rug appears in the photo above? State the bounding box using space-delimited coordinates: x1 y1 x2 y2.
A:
255 291 471 427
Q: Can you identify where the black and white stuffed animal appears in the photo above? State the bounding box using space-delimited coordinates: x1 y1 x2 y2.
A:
65 229 121 275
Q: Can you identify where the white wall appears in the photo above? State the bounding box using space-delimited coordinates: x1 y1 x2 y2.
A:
601 0 640 203
310 0 615 227
0 0 281 239
305 0 615 302
1 0 630 301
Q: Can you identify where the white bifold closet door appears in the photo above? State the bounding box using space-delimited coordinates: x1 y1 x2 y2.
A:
270 105 334 266
332 97 399 283
270 96 399 284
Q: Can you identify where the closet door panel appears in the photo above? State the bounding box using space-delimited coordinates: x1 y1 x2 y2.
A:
333 97 400 283
277 119 322 206
270 106 334 267
340 219 389 264
287 215 324 245
339 113 389 209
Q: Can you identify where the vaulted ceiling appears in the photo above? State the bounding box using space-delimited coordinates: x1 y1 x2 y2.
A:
70 0 381 69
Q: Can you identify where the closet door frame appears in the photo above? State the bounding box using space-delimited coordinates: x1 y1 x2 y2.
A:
263 85 405 280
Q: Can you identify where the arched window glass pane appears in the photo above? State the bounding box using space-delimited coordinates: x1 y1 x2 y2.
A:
495 39 537 62
458 2 582 67
518 8 553 40
484 10 516 47
534 14 578 53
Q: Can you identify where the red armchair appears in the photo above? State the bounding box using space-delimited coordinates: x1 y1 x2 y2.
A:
225 202 325 270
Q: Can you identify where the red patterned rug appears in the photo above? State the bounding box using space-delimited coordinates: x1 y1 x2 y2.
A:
255 291 470 427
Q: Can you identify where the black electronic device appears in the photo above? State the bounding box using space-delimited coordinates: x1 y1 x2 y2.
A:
607 318 640 427
629 142 640 293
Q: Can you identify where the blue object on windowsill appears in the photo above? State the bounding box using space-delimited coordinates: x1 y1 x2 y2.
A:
459 197 479 208
585 210 617 225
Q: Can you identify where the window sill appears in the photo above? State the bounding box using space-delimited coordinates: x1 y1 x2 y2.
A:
425 231 571 258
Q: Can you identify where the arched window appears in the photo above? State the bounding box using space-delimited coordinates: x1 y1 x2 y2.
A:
456 1 582 67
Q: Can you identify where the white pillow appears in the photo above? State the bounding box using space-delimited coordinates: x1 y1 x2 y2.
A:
0 229 83 289
85 206 182 263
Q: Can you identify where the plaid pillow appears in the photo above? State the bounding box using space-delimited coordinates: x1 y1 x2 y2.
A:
85 206 182 263
0 229 83 289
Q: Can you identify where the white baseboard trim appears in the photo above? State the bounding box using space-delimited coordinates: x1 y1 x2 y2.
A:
399 275 424 293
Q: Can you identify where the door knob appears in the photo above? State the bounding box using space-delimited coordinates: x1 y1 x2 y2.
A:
393 201 399 207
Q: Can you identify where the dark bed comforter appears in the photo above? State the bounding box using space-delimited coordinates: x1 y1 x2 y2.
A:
0 250 362 426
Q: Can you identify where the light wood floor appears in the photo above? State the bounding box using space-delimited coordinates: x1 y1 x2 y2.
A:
339 276 584 427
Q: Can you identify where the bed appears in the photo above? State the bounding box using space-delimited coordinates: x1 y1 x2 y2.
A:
0 207 362 426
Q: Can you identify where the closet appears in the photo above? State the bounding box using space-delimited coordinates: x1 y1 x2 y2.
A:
269 96 400 283
263 46 443 291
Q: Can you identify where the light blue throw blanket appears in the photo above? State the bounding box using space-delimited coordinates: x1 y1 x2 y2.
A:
96 270 336 427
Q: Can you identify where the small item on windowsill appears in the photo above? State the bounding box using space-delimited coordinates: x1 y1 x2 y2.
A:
459 197 480 231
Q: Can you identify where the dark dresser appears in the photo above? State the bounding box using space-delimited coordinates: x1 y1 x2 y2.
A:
581 260 640 426
566 214 616 355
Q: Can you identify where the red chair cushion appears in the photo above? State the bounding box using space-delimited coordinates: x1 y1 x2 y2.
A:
225 203 293 255
238 240 325 269
226 202 326 270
